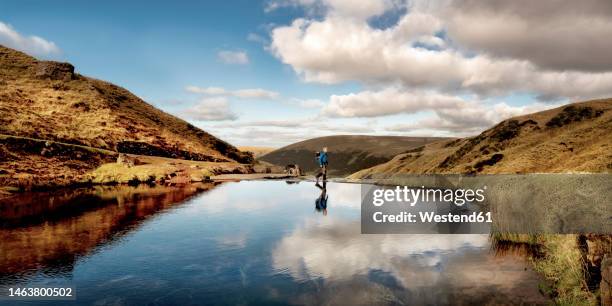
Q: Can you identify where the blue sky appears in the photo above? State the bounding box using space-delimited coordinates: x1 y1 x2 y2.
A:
1 1 347 104
2 0 611 147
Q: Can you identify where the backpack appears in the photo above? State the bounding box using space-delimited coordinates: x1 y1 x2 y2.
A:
319 152 328 165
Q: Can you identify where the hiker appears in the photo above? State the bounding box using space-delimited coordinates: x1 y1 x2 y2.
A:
315 147 328 183
315 181 328 216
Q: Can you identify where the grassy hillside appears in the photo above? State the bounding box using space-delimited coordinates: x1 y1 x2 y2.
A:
258 135 449 176
0 45 251 164
350 99 612 179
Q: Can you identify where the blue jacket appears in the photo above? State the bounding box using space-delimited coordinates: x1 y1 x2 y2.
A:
318 152 328 166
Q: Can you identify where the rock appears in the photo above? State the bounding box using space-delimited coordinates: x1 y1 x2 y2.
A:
116 153 141 168
190 174 203 182
284 164 301 176
602 255 612 306
169 175 190 185
35 61 75 81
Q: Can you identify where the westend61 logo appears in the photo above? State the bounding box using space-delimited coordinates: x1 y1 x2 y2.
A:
361 185 492 234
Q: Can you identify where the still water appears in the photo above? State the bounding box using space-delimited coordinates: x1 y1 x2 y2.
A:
0 181 548 305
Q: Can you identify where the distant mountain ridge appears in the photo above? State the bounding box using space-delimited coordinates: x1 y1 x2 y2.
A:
258 135 449 176
349 99 612 179
0 44 251 163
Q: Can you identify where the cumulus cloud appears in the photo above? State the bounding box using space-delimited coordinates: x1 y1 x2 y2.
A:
322 87 466 117
203 117 378 146
0 21 60 57
186 86 280 99
217 50 249 64
438 0 612 72
386 100 558 134
186 86 227 95
211 117 374 133
234 88 280 99
268 0 612 100
203 127 319 147
289 98 326 109
321 87 560 134
182 97 238 121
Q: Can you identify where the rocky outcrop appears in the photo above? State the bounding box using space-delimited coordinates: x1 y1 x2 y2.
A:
35 61 75 81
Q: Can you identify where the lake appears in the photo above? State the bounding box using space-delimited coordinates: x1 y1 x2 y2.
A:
0 181 549 305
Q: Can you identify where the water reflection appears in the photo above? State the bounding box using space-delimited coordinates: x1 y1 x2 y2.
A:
272 218 547 305
314 181 328 215
0 181 550 305
0 183 218 282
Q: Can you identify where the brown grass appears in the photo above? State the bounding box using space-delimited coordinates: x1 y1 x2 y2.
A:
350 99 612 178
0 45 251 163
0 135 251 194
493 233 601 305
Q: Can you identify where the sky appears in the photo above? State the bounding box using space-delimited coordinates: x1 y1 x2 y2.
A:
2 0 612 147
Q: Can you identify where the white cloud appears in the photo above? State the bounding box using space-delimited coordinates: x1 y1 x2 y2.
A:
228 119 307 128
322 87 466 117
438 0 612 72
186 86 279 99
217 50 249 64
322 87 560 134
185 86 227 95
233 88 280 99
0 21 60 57
268 1 612 100
289 98 326 109
182 97 238 121
187 0 612 145
385 100 559 134
212 117 374 133
202 116 378 146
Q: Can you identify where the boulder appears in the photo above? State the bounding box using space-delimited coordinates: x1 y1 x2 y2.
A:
116 153 142 168
35 61 75 81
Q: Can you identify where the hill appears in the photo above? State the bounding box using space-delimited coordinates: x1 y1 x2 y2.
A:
349 99 612 179
238 146 276 158
0 45 251 164
0 45 252 191
258 135 449 176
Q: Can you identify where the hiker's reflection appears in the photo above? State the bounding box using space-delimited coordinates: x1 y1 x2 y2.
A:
315 181 328 216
